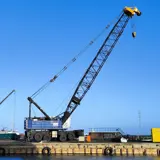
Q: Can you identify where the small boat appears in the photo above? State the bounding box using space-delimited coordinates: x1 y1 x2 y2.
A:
0 128 20 140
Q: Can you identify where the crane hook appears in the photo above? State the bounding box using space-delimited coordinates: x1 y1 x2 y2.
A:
132 31 136 38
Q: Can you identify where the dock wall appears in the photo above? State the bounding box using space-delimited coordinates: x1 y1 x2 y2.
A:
0 142 160 156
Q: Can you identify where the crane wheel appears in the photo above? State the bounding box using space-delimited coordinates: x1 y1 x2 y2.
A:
43 134 51 142
67 132 75 141
34 132 42 142
59 133 67 142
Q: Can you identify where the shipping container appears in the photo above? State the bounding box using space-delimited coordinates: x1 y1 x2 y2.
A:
151 128 160 142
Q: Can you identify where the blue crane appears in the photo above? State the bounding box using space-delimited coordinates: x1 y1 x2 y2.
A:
24 7 141 142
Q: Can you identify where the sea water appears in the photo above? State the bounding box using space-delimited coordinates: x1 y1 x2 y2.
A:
0 155 159 160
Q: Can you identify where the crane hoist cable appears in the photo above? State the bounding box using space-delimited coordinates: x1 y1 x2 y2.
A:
53 79 80 115
31 12 123 99
12 91 16 131
131 18 136 38
31 104 37 117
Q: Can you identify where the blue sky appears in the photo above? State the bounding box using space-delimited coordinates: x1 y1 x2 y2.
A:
0 0 159 135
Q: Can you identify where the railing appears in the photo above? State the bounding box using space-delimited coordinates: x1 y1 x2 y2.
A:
88 127 125 135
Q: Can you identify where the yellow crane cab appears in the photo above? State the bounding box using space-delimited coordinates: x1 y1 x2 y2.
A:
124 7 142 17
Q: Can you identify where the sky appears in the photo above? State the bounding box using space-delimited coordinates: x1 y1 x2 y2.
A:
0 0 160 135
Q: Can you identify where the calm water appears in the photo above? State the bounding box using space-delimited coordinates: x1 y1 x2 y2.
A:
0 156 160 160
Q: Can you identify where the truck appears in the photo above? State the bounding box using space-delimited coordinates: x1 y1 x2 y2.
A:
24 6 141 142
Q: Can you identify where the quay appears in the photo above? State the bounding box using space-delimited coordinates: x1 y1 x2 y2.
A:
0 141 160 156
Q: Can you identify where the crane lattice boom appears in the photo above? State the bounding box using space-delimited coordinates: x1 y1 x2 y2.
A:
61 7 141 124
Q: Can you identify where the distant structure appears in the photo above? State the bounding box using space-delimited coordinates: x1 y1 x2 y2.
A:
138 110 141 129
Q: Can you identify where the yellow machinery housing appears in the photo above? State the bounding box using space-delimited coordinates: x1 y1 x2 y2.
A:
151 128 160 142
124 7 141 17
